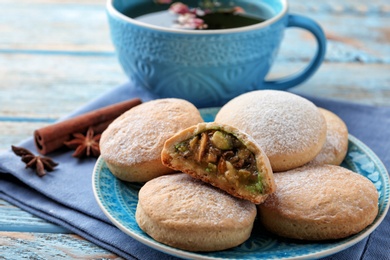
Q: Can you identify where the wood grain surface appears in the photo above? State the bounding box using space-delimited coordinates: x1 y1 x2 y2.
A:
0 0 389 258
0 232 121 259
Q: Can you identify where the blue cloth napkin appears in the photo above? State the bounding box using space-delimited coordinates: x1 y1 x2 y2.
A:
0 83 389 260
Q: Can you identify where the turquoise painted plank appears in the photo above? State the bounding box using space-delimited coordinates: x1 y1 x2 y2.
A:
0 222 71 234
0 232 120 259
0 117 56 123
0 0 389 63
0 1 113 51
0 122 51 152
291 1 390 15
0 200 71 234
0 53 127 118
0 199 118 258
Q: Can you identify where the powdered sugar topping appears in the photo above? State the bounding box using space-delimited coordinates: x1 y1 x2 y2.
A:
100 99 203 164
216 90 325 156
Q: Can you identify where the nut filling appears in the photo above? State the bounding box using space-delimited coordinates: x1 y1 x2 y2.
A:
174 130 263 193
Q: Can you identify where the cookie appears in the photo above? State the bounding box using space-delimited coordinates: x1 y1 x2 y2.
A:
258 165 378 240
100 98 203 182
161 122 275 204
136 173 257 251
309 108 349 165
215 90 327 172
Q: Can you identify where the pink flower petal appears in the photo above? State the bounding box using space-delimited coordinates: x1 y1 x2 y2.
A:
233 6 245 14
169 2 190 14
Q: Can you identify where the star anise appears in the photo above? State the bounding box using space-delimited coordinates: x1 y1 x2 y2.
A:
11 145 59 177
64 127 101 158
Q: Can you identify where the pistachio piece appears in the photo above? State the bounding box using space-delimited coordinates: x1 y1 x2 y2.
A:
237 148 251 160
189 135 199 151
175 142 188 153
210 131 232 150
171 128 263 195
225 160 236 173
238 169 251 178
246 182 263 193
225 161 239 185
206 163 217 173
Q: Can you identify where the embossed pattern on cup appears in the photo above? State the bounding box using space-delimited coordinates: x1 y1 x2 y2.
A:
107 0 326 107
109 16 286 106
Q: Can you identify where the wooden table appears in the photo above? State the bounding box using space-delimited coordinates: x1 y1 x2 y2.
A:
1 0 389 258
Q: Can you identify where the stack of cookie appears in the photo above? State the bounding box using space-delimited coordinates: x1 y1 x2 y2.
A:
99 90 378 252
215 90 377 241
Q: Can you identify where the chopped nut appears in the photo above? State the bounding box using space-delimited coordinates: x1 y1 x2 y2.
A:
237 148 251 160
218 157 227 175
238 169 251 178
206 152 218 163
222 150 234 160
197 132 208 162
225 161 239 185
174 129 260 192
210 131 232 150
232 158 245 168
208 146 221 162
189 135 199 151
225 160 236 174
206 163 217 173
175 142 188 153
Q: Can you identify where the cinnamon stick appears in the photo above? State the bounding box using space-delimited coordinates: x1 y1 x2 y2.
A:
34 98 142 155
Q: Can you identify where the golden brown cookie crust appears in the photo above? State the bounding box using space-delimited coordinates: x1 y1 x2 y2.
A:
100 98 204 182
136 173 257 252
309 108 349 166
258 165 378 240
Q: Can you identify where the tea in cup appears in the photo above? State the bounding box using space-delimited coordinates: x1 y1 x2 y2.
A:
107 0 326 107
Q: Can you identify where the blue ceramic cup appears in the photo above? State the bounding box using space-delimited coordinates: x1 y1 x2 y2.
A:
107 0 326 107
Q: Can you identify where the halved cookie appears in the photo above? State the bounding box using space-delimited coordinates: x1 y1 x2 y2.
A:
136 173 257 252
258 165 378 240
161 122 275 204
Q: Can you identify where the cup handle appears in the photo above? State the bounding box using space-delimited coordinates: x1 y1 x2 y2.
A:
263 14 327 89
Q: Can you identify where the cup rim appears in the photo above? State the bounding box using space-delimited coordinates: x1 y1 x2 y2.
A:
107 0 288 34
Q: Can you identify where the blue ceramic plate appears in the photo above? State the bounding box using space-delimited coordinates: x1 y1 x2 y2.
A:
92 108 389 260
